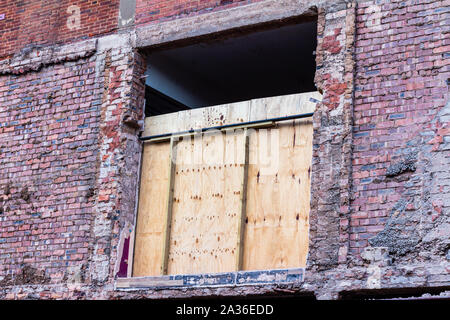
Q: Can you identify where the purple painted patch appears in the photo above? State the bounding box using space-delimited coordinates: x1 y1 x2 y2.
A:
117 236 130 278
0 14 5 20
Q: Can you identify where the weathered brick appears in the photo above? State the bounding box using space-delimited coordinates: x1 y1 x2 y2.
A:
0 0 448 302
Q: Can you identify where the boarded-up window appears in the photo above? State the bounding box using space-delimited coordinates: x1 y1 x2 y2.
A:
132 92 320 277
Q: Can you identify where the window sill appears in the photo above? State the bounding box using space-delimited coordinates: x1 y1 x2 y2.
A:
115 268 304 290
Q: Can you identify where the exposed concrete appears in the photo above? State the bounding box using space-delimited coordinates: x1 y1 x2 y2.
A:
119 0 136 27
0 39 97 75
115 269 304 289
135 0 322 49
97 33 135 52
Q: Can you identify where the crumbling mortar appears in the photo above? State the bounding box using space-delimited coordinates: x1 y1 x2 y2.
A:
365 97 450 265
0 265 50 287
0 42 97 76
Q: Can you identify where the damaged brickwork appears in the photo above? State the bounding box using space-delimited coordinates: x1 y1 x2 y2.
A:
0 34 146 298
0 0 449 299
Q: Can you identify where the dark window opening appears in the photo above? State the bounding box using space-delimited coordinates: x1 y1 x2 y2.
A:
145 86 189 117
144 20 318 117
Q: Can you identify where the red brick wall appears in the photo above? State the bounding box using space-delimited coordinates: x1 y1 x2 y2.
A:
0 54 101 284
0 0 119 60
0 0 449 299
0 36 146 293
135 0 263 25
1 1 268 60
351 0 450 256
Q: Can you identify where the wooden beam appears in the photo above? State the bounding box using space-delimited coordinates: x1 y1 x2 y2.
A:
143 121 275 144
144 132 202 144
235 128 249 271
161 137 177 275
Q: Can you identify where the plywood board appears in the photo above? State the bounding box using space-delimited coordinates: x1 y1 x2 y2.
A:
167 131 245 274
249 91 320 121
136 92 319 276
143 92 320 137
133 142 171 276
161 138 177 275
235 129 249 271
242 118 312 270
143 100 251 136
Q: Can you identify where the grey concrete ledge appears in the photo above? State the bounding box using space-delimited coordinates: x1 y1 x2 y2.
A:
115 268 304 290
135 0 321 49
0 32 135 75
0 39 98 75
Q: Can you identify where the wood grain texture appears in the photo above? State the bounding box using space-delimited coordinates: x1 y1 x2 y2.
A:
133 142 171 276
235 129 249 271
243 118 312 270
136 92 319 275
161 138 177 275
143 100 251 136
167 131 245 275
143 92 320 137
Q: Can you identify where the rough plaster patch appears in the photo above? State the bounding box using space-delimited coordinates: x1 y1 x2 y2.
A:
67 5 81 31
385 153 417 177
364 4 382 31
329 94 345 117
360 246 389 263
119 0 136 27
422 223 450 243
369 199 420 256
0 265 50 286
64 264 87 284
97 34 133 53
361 247 389 289
369 74 449 263
365 265 381 289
